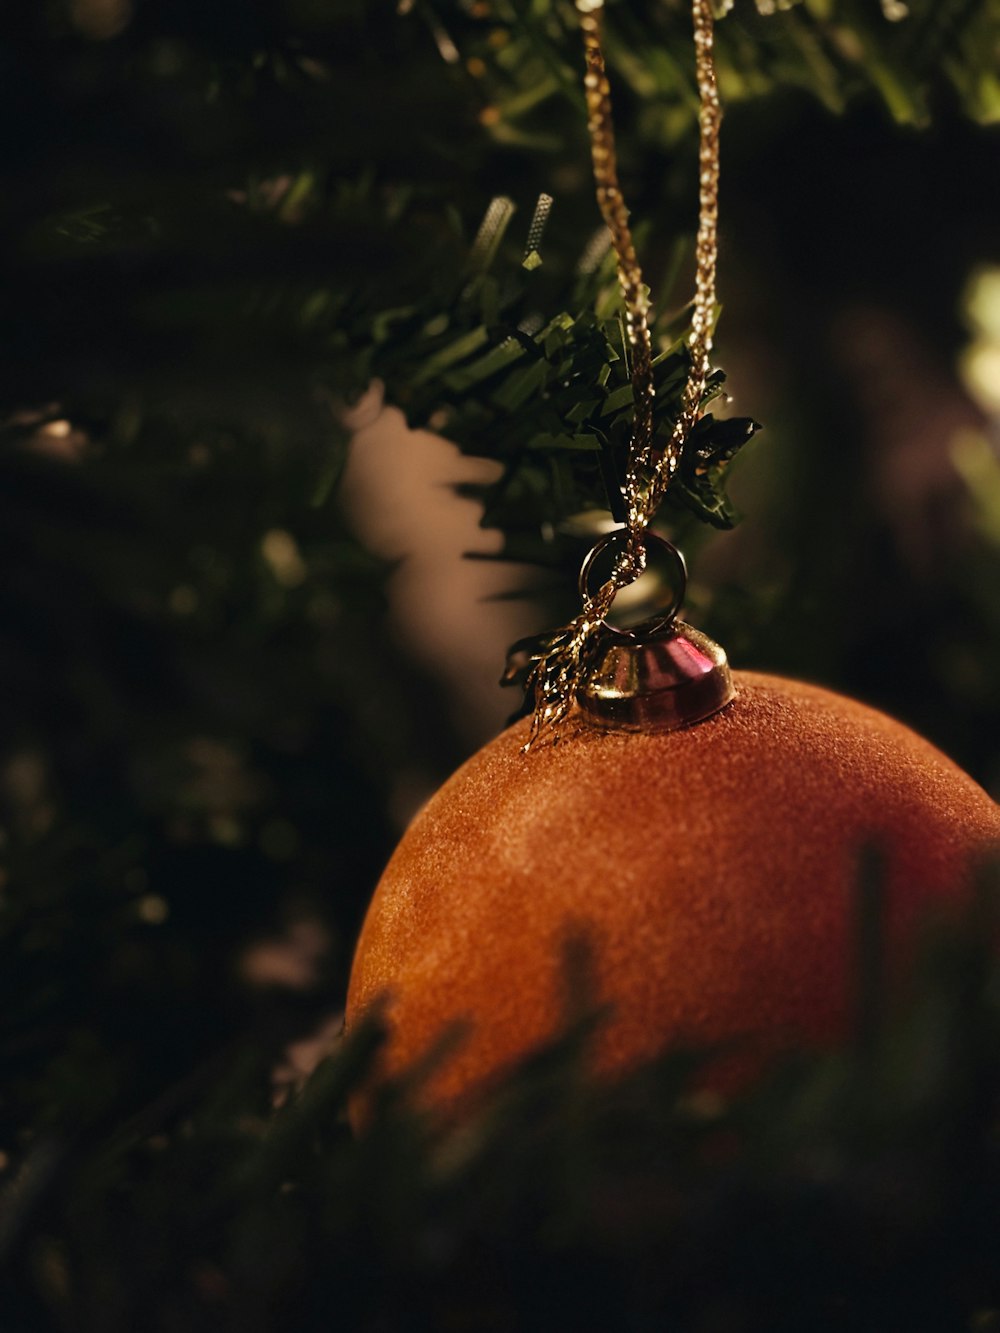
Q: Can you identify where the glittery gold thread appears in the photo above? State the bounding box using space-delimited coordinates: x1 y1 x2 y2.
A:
578 0 655 547
653 0 721 516
523 0 722 750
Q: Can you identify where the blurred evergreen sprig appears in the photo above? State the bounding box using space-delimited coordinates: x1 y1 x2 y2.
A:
3 870 998 1332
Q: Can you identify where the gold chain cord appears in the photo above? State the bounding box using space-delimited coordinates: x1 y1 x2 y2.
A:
522 0 721 750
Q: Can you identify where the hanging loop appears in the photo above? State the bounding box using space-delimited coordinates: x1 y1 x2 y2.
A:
577 530 687 639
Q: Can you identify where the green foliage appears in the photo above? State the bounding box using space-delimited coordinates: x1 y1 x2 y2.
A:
4 874 999 1331
4 0 997 567
355 193 759 552
317 0 999 559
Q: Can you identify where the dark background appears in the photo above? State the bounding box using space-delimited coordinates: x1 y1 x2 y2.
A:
1 1 998 1328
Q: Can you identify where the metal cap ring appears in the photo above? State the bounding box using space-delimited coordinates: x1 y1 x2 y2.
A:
577 529 687 639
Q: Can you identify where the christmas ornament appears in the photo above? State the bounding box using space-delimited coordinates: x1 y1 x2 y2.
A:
345 0 1000 1117
347 669 1000 1113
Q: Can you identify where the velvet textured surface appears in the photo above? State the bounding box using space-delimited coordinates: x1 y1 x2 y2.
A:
347 674 1000 1113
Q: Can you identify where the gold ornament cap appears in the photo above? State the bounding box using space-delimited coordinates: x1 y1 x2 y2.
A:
575 531 735 733
577 620 734 732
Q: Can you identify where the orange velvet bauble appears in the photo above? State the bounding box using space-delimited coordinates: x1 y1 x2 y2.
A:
346 673 1000 1115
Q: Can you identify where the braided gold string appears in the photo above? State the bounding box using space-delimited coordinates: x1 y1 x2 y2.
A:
579 0 655 552
522 0 721 750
